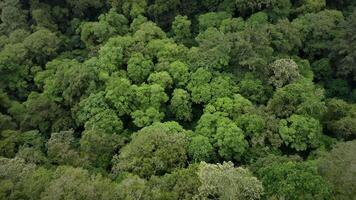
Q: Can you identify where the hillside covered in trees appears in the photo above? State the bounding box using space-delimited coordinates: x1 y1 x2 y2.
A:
1 0 356 199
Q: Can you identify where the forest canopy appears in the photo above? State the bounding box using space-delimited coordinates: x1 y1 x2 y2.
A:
1 0 356 199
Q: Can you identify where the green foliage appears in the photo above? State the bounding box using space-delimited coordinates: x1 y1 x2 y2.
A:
194 28 231 69
0 1 355 199
311 58 332 82
279 114 322 151
296 0 326 14
16 92 68 134
188 135 215 162
46 130 82 166
228 25 274 73
197 162 264 200
0 0 27 34
80 130 124 169
127 53 154 83
79 10 129 47
172 15 191 43
112 122 189 178
267 79 326 119
292 9 344 58
41 166 119 200
0 157 36 199
236 113 267 146
234 0 274 15
318 141 356 199
84 109 124 134
36 59 98 106
170 89 192 121
195 112 248 161
23 29 60 64
105 77 135 116
187 69 236 104
147 165 200 199
332 9 356 81
269 19 302 54
198 12 232 31
148 71 173 89
268 58 300 88
258 160 332 200
237 73 272 104
167 61 190 87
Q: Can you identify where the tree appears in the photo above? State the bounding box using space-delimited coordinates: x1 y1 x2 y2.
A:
188 135 215 162
236 113 267 147
318 141 356 199
187 69 236 104
311 58 332 82
79 9 129 48
268 59 300 88
258 161 332 200
23 29 61 64
0 113 16 131
0 43 30 98
110 0 147 18
97 35 135 74
147 0 181 29
41 166 119 200
84 110 124 134
117 175 148 200
195 112 247 161
130 83 169 127
112 122 189 178
147 164 200 199
215 118 247 161
267 79 326 119
196 162 264 200
269 19 302 54
194 28 231 69
278 114 322 151
75 91 110 126
0 130 46 164
167 61 190 87
292 9 344 59
127 53 154 83
20 167 54 200
65 0 106 17
0 157 36 200
331 8 356 82
172 15 191 44
105 77 135 116
36 59 98 106
0 0 27 34
30 5 58 31
227 25 273 73
198 12 231 31
187 68 213 104
80 130 124 169
328 116 356 140
46 130 82 166
205 94 253 120
133 21 166 42
170 89 192 121
234 0 274 16
131 107 164 127
295 0 326 14
148 71 173 89
16 92 69 134
237 73 272 104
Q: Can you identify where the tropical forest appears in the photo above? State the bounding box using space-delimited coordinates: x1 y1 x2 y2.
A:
0 0 356 199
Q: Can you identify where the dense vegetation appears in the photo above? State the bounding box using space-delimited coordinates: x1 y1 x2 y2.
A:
1 0 356 199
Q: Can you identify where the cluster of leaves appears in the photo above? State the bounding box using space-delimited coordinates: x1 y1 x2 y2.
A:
1 0 356 199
